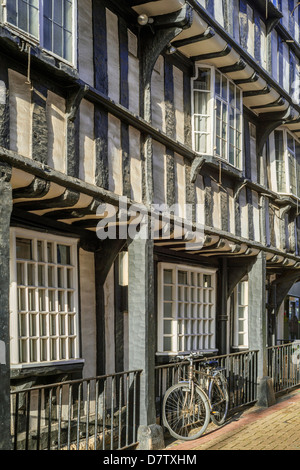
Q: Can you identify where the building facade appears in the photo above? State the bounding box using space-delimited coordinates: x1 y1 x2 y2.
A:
1 0 300 448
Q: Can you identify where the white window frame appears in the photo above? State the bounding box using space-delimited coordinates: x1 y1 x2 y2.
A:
232 279 249 350
157 262 217 356
2 0 77 66
10 227 81 368
270 127 300 198
192 64 243 170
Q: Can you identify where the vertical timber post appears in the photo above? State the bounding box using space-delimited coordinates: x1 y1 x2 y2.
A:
0 165 13 450
128 237 159 446
248 252 275 406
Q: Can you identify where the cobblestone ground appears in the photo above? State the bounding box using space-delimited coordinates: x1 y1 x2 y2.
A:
166 388 300 451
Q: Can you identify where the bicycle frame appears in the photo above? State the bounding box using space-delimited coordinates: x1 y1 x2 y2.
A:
178 358 227 414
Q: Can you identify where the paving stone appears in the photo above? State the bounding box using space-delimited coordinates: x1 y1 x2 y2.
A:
166 388 300 451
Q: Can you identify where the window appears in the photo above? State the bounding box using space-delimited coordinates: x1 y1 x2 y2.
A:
10 228 79 366
157 263 217 355
271 128 300 197
192 66 243 168
4 0 75 63
232 280 248 349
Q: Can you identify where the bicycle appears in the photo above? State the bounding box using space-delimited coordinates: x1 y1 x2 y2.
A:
162 352 229 441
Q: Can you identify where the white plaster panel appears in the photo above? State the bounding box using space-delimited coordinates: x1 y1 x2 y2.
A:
228 188 235 235
151 56 165 132
106 8 120 103
175 153 186 218
79 249 97 379
78 0 94 86
46 90 66 173
79 99 95 185
153 141 166 205
128 30 140 115
129 126 142 203
8 69 32 158
240 187 248 239
108 113 123 196
173 67 184 144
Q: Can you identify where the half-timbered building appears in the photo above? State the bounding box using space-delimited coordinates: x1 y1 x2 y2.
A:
1 0 300 449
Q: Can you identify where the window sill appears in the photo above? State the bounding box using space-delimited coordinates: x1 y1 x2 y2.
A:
0 24 78 81
155 350 219 365
10 359 85 380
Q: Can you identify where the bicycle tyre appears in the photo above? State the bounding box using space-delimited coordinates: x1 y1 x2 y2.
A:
209 373 229 426
162 382 210 441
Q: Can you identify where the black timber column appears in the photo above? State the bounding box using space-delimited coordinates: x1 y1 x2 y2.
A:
128 237 155 427
0 165 12 450
95 239 126 376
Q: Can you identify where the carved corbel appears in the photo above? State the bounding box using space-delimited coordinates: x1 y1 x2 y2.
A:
190 156 206 183
66 84 90 122
138 3 193 121
256 107 297 157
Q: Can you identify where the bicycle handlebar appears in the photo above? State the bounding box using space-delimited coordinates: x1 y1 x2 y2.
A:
176 352 204 361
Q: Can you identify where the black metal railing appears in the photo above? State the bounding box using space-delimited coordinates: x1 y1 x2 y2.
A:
10 369 142 450
155 350 259 422
267 342 300 394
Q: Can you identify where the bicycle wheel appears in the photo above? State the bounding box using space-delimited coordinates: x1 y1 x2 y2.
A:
162 383 210 441
209 373 229 426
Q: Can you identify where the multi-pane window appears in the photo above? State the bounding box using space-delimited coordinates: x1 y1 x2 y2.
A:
4 0 75 63
10 229 79 366
157 263 216 354
271 129 300 197
192 66 243 169
233 280 249 349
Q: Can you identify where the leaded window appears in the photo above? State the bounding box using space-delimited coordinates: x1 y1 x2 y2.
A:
157 263 217 355
193 66 243 169
10 229 79 366
4 0 75 63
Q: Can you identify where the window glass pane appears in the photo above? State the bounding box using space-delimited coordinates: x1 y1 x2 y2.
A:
178 271 188 285
194 116 208 132
163 269 172 284
274 130 286 192
194 91 208 115
7 0 39 37
57 244 71 265
53 0 63 24
288 152 297 195
43 0 73 61
194 133 207 153
163 336 172 351
163 303 172 318
7 0 18 26
229 82 235 106
194 68 211 91
16 238 32 260
64 1 73 30
215 71 221 96
43 16 52 50
222 75 227 99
